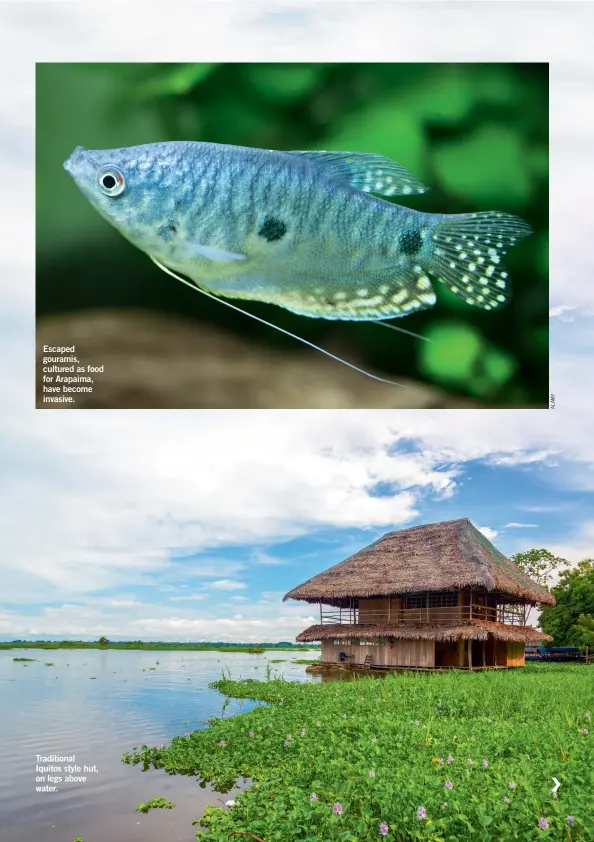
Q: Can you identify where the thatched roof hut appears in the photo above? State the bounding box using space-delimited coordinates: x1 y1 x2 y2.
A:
284 518 554 670
284 518 555 606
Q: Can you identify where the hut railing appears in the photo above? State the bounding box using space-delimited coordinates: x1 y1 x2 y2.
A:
320 603 528 626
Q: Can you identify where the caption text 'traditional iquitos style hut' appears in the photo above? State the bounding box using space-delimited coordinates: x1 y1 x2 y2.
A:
284 519 555 670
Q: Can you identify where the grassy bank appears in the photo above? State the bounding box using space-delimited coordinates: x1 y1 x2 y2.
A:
0 641 317 653
124 664 593 841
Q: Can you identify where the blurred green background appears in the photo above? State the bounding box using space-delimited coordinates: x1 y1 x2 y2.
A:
36 62 548 407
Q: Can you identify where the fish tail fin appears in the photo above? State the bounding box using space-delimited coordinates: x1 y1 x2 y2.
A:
428 211 532 310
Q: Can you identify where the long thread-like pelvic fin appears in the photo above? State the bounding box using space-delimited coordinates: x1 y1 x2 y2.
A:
149 257 424 394
372 321 431 343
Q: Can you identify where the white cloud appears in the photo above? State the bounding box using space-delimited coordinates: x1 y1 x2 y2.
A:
168 593 208 601
208 580 248 591
505 523 539 529
546 522 594 566
477 526 498 541
550 305 578 322
1 1 594 639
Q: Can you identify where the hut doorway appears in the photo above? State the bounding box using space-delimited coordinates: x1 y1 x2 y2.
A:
435 640 459 668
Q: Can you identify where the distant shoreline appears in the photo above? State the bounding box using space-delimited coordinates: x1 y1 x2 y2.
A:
0 641 318 652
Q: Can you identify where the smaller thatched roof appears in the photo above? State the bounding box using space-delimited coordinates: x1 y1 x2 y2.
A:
284 518 555 606
296 621 552 644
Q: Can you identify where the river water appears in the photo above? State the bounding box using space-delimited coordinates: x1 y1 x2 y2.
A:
0 648 320 842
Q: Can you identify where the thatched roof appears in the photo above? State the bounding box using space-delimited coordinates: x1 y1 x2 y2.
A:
284 518 555 606
296 620 552 644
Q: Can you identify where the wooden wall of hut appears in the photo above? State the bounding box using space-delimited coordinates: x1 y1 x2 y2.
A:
506 641 526 667
321 639 435 668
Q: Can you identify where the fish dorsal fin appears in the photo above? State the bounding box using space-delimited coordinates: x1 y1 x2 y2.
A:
286 150 429 197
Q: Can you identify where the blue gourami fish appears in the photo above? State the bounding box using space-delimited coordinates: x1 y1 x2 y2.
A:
64 141 532 319
64 142 532 388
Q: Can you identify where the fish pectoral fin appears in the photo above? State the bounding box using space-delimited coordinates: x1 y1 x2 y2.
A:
182 241 246 262
286 150 429 197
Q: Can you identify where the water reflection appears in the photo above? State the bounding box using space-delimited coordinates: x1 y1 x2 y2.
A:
0 649 319 842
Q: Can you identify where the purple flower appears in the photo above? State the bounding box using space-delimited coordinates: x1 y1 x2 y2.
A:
379 822 389 836
157 744 164 750
579 728 589 735
442 801 448 809
369 769 375 777
508 781 516 789
482 759 488 768
268 723 273 728
467 758 473 765
415 720 420 726
503 796 510 804
437 758 444 765
447 754 454 764
219 740 226 747
538 817 549 830
444 780 453 789
184 732 191 738
284 741 289 748
417 806 427 820
371 737 377 743
333 802 343 815
309 792 317 801
566 816 576 824
249 731 255 737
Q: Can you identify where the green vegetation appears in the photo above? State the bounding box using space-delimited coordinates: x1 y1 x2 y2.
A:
12 657 36 661
0 640 317 652
510 549 568 589
541 560 594 648
37 62 548 406
125 665 593 841
135 796 175 813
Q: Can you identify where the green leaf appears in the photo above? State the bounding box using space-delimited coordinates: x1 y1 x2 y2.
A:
433 125 532 206
134 63 216 99
246 64 321 102
420 322 483 383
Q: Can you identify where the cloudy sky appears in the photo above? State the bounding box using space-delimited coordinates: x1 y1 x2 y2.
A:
1 1 593 641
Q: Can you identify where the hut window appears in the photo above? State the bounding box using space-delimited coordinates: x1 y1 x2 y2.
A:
360 638 379 645
332 639 347 645
405 595 425 609
428 592 458 608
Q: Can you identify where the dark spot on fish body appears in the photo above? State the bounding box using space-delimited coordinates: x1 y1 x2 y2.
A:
258 216 287 242
399 229 422 256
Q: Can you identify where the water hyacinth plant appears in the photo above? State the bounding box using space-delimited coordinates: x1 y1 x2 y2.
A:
124 664 593 840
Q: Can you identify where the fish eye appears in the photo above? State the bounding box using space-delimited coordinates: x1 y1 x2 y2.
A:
97 167 126 197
